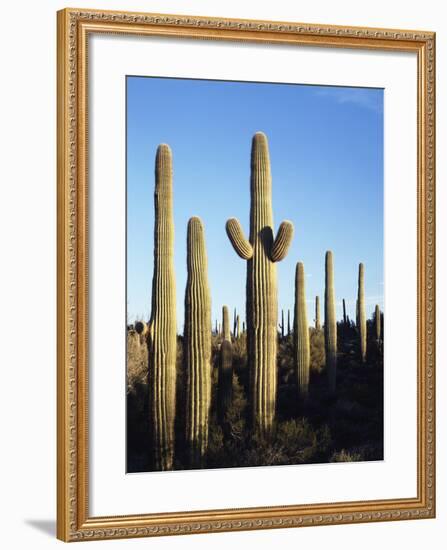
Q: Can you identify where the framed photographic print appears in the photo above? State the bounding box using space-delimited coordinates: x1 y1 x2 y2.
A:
57 7 436 542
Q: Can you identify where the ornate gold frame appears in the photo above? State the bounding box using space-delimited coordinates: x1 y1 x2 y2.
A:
57 7 436 542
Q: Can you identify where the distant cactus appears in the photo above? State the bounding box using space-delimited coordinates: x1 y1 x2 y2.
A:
134 320 149 346
226 132 294 437
294 262 310 396
242 321 246 334
287 309 291 336
358 263 367 362
218 339 234 423
342 299 347 325
233 308 237 338
184 217 212 466
148 144 177 471
315 296 321 330
236 315 240 339
324 251 337 391
222 305 231 342
356 298 359 330
280 309 285 338
375 304 381 343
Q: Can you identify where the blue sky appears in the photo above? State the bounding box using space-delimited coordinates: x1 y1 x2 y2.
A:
127 76 383 332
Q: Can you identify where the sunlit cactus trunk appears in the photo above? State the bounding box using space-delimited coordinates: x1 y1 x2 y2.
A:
148 144 177 471
226 132 294 438
375 304 381 343
294 262 310 396
358 263 367 362
218 339 234 423
222 305 231 342
184 217 212 466
324 251 337 392
315 296 321 330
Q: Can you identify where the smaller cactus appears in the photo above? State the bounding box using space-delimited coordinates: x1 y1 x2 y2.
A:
324 251 337 392
218 340 234 423
342 299 347 325
222 305 231 342
315 296 321 330
294 262 310 396
358 263 367 363
375 304 381 343
236 315 240 339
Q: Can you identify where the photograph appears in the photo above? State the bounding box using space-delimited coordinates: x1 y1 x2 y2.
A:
126 76 384 473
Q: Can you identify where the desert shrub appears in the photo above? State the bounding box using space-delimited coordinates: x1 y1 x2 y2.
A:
330 449 363 462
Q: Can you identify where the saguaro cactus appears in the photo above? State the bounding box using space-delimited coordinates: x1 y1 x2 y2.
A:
342 299 347 325
324 251 337 391
358 263 367 362
315 296 321 330
222 305 231 342
148 144 177 471
287 309 291 336
375 304 381 343
226 132 294 437
294 262 310 396
280 309 285 338
218 339 234 423
184 217 212 466
236 315 240 339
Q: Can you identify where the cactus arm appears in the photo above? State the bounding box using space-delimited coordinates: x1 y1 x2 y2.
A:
270 220 294 262
226 218 253 260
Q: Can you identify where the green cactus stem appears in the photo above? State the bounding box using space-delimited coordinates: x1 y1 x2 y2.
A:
315 296 321 330
294 262 310 396
222 305 231 342
148 144 177 471
218 339 234 424
375 304 381 343
358 263 367 362
324 251 337 391
226 132 294 437
184 217 212 466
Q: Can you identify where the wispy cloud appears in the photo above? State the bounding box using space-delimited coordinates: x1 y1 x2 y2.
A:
315 87 382 113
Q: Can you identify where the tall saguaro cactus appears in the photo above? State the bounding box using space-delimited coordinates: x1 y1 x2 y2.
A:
222 305 231 342
358 263 367 362
324 251 337 391
294 262 310 396
226 132 294 437
342 299 347 325
148 144 177 471
184 217 212 466
315 296 321 330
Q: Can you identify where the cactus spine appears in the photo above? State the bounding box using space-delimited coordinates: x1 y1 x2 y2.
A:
148 144 177 471
294 262 310 396
222 305 231 342
315 296 321 330
324 251 337 391
358 263 367 362
226 132 294 437
218 339 234 423
375 304 381 342
184 217 212 466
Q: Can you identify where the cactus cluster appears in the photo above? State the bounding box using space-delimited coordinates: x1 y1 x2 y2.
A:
137 133 381 471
